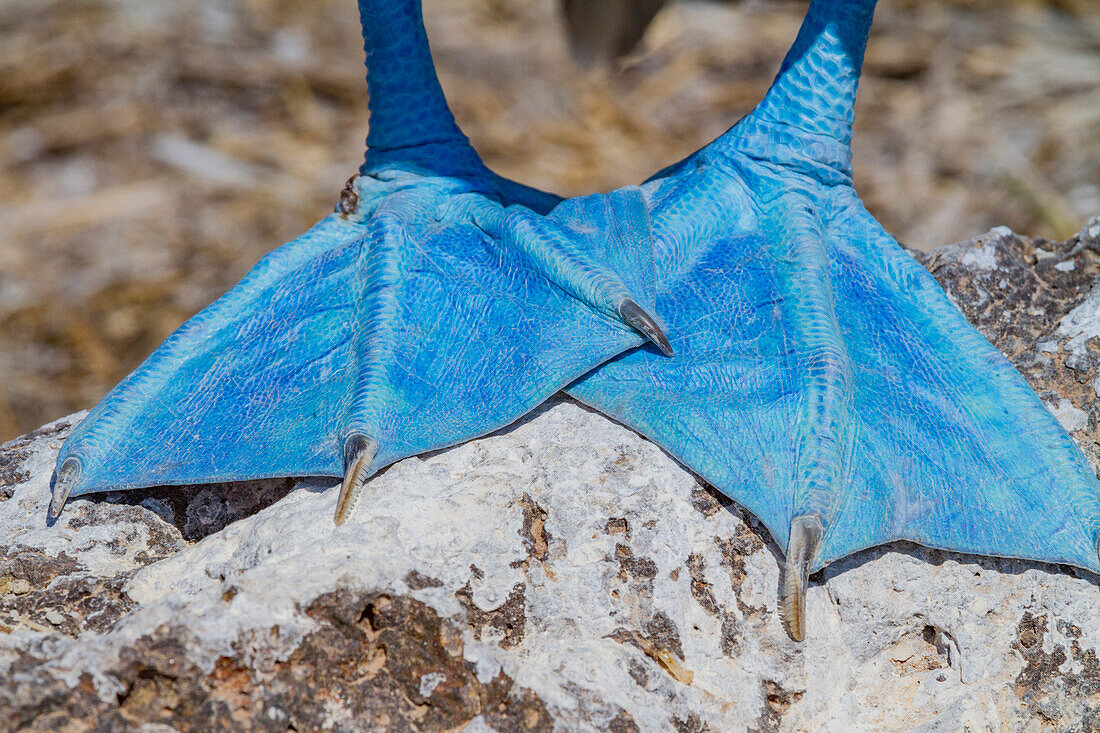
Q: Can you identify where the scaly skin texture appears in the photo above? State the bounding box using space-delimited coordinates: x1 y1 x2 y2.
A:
49 0 1100 638
49 0 666 508
570 0 1100 575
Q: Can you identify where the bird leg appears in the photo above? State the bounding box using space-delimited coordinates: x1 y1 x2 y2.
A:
49 0 672 524
568 0 1100 640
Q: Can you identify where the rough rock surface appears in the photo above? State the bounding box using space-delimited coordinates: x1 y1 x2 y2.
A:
2 216 1100 732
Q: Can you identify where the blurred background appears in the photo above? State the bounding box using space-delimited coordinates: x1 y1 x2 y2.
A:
0 0 1098 441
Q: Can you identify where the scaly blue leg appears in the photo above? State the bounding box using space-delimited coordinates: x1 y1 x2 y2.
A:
567 0 1100 639
48 0 672 524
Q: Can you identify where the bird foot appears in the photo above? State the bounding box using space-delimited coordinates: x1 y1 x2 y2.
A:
50 169 674 525
569 118 1100 646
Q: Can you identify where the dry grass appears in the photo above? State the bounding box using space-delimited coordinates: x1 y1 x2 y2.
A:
1 0 1098 440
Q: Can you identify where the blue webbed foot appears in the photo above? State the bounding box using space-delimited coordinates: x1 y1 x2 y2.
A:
51 174 665 522
49 0 672 524
47 0 1100 645
569 0 1100 639
570 149 1100 637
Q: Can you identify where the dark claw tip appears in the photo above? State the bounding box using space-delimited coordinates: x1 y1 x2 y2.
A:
618 298 674 357
47 457 81 524
343 433 374 466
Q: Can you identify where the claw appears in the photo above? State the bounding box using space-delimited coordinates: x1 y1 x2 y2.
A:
619 298 674 357
334 434 378 526
48 457 81 523
782 514 823 642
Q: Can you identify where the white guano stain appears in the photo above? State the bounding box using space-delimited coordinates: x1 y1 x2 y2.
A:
960 244 998 271
1046 398 1089 434
419 672 446 697
1058 284 1100 357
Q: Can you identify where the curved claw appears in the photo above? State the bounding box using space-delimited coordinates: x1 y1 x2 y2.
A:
619 298 673 357
47 457 81 523
781 514 822 642
334 434 379 526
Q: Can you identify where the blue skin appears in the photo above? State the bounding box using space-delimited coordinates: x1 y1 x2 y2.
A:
49 0 1100 638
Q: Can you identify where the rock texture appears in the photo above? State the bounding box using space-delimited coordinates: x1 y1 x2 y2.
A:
2 217 1100 732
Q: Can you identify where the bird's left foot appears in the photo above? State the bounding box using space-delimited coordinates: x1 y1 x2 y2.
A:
560 0 1100 641
569 113 1100 640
